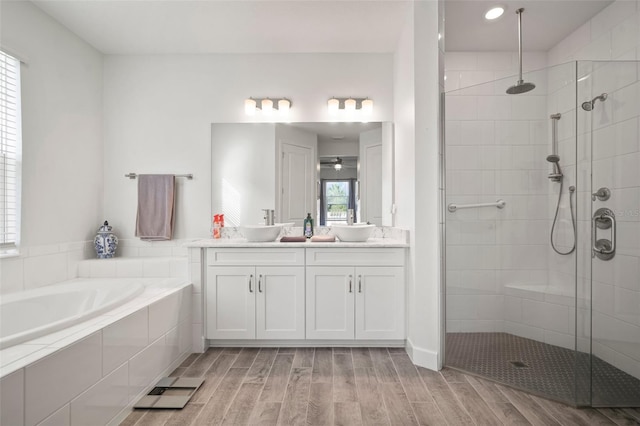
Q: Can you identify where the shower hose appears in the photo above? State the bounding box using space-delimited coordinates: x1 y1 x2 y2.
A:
550 180 576 255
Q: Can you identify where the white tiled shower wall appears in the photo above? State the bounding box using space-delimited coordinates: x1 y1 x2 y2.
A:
444 51 551 333
551 0 640 379
446 0 640 379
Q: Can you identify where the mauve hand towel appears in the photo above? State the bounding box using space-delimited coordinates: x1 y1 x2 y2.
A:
135 174 175 241
280 236 307 243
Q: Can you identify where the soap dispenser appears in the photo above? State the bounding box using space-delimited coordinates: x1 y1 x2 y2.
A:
303 213 314 238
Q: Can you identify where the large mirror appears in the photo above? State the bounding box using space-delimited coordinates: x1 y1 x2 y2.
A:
211 122 394 227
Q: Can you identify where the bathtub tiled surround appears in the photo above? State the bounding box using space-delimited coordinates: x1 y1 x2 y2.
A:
0 238 190 296
0 241 94 295
0 256 193 426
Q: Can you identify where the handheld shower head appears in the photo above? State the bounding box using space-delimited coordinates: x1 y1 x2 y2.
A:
546 155 563 181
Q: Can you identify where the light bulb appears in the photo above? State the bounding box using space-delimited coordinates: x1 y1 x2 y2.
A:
278 99 290 114
261 99 273 115
345 98 356 112
244 98 257 116
361 99 373 115
485 6 505 20
328 98 339 115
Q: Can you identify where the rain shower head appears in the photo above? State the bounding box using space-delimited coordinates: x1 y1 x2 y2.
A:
582 93 608 111
506 9 536 95
507 81 536 95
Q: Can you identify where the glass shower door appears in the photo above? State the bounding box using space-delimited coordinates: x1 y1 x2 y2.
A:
585 60 640 407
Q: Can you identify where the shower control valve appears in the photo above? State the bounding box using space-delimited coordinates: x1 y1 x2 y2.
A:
592 187 611 202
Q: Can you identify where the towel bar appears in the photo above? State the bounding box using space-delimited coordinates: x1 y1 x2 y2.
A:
125 173 193 180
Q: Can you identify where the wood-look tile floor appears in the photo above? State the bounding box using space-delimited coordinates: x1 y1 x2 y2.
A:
121 347 640 426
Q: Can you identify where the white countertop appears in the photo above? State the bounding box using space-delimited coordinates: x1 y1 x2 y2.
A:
184 238 409 248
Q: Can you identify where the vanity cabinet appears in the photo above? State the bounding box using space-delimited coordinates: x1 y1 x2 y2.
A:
203 247 405 343
205 249 305 340
305 248 405 340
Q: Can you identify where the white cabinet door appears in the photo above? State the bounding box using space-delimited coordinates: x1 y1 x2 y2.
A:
355 267 405 340
256 266 305 340
206 266 256 339
306 267 355 340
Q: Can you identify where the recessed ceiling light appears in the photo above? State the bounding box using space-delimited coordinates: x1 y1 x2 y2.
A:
485 6 505 20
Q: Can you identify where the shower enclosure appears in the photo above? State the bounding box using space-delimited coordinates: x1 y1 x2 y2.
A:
443 60 640 407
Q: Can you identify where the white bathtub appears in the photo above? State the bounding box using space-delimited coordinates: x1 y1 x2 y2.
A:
0 278 144 349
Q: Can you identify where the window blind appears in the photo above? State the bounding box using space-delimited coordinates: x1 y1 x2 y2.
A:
0 51 20 248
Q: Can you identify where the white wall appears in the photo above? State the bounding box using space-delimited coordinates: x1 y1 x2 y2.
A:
318 139 359 157
103 54 394 240
548 0 640 65
394 1 444 370
0 1 103 294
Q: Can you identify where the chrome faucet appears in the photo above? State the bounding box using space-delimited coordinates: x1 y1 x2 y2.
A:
347 209 354 225
263 209 275 225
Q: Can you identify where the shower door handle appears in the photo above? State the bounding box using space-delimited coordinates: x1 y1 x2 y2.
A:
592 208 616 260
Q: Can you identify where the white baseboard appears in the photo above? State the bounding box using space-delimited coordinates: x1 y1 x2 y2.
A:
206 339 405 348
406 338 439 371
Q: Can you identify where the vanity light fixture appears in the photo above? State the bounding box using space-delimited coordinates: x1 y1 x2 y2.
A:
244 97 292 116
327 97 374 116
485 5 505 20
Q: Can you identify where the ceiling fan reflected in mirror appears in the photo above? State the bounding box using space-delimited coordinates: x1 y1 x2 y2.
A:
320 157 357 171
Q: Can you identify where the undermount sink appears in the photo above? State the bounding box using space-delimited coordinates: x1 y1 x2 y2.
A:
240 225 283 242
329 224 375 242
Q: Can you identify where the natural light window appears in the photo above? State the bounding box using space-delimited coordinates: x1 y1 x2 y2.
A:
0 50 21 251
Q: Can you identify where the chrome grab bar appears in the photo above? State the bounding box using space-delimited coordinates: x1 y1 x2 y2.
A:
447 199 506 213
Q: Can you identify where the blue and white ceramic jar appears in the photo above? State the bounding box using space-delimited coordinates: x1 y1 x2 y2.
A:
94 221 118 259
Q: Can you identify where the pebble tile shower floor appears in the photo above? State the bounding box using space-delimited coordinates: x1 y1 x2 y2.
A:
446 332 640 408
